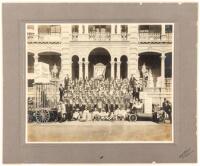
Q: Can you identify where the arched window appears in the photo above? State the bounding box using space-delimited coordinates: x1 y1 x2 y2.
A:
114 58 117 79
72 55 79 80
165 52 172 78
120 55 128 79
38 52 61 79
88 47 111 79
82 58 85 79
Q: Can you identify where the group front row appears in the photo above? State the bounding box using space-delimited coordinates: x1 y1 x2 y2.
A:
57 101 143 122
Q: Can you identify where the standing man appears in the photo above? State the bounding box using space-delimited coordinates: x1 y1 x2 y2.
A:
166 100 172 124
162 98 172 123
59 84 64 102
129 74 137 88
64 74 69 90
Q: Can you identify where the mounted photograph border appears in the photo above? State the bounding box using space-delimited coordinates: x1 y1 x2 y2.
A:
3 3 197 163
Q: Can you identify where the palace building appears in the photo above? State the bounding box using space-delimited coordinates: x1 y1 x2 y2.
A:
27 23 173 106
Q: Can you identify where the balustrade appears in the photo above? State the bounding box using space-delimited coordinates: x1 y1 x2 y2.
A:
139 32 172 43
27 33 61 43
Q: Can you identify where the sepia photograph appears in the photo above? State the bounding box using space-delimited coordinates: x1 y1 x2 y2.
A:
26 23 173 143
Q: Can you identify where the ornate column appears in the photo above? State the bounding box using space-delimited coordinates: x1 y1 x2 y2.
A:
34 53 39 68
128 24 139 78
161 24 166 36
79 25 82 34
34 24 38 37
85 61 88 79
60 24 71 82
33 53 39 80
117 62 121 79
85 25 88 34
111 61 114 79
79 61 83 79
161 53 166 88
111 24 115 34
117 24 121 34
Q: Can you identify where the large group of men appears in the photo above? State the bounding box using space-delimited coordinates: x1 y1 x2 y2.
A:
57 74 144 122
46 73 172 123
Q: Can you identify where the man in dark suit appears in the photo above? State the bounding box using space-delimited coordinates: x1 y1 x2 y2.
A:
65 101 72 121
162 98 172 124
166 101 172 124
59 84 64 102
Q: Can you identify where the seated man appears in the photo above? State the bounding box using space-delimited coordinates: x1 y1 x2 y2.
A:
86 108 93 121
120 107 127 120
117 107 126 120
57 101 66 122
100 109 108 121
79 107 87 122
107 110 115 121
72 109 80 121
114 107 120 117
135 100 143 113
92 108 101 121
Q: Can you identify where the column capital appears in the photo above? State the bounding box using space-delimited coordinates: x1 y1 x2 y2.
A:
161 53 166 59
34 53 39 59
110 61 115 65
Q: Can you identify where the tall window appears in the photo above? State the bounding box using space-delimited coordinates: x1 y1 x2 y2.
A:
50 25 61 34
38 25 61 35
165 25 172 33
27 25 34 30
72 25 79 33
139 25 161 33
121 25 128 33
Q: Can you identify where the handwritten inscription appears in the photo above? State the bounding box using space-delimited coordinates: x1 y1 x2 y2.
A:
179 148 194 159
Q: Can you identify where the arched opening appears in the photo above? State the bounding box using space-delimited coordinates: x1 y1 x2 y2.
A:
165 52 172 78
72 55 79 80
120 55 128 79
138 52 161 87
88 47 111 79
114 58 117 79
38 52 61 78
28 52 34 73
82 58 85 79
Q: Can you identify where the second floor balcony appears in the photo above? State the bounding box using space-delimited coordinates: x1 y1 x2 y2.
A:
27 33 61 44
139 32 172 44
71 32 128 41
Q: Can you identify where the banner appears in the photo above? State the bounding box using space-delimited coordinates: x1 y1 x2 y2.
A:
94 63 106 79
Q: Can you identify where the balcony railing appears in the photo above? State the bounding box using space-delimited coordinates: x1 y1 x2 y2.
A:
139 32 172 43
165 78 172 91
89 32 111 41
71 32 128 41
27 34 61 44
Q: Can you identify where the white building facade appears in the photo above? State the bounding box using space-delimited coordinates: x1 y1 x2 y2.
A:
27 23 173 105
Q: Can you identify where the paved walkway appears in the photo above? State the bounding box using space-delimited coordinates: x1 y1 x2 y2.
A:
29 120 160 126
27 121 172 142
